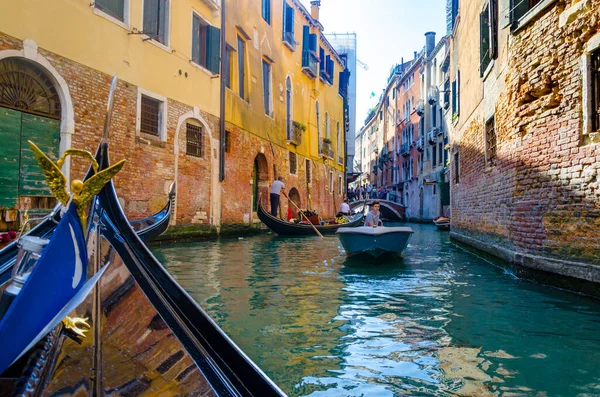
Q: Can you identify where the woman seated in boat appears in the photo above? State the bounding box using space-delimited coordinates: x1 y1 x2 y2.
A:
365 201 383 227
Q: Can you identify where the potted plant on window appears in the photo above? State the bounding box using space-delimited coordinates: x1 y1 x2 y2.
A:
290 121 306 145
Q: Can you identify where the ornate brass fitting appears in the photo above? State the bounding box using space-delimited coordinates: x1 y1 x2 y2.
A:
62 316 91 340
27 141 125 229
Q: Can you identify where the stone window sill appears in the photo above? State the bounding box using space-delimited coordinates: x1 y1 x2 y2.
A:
482 60 495 81
93 8 130 31
190 61 218 78
136 133 166 148
512 0 556 33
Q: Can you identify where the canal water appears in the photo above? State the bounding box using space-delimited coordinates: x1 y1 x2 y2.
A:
151 224 600 396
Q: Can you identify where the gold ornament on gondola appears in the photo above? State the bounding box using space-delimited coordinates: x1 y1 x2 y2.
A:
62 316 91 340
27 140 125 229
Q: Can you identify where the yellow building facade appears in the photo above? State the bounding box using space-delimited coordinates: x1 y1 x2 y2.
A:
0 0 348 232
222 0 347 222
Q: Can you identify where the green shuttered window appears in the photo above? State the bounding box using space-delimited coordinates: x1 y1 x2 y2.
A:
192 14 221 74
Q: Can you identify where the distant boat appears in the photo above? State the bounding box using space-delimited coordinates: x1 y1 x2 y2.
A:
257 200 363 236
433 216 451 231
336 226 414 261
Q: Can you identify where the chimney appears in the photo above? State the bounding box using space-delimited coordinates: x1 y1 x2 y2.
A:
414 51 417 59
425 31 436 56
310 0 321 22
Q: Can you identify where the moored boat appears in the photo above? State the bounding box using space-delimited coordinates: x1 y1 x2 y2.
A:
336 226 414 261
257 199 363 236
433 216 451 231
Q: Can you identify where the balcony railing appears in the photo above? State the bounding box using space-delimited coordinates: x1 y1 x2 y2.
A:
320 139 333 158
416 136 424 151
302 51 318 78
400 142 411 157
283 32 296 51
427 129 436 144
416 99 425 117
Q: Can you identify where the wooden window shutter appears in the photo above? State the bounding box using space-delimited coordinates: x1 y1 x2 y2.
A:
206 25 221 74
284 3 294 34
451 79 457 115
302 25 310 51
309 34 317 53
480 9 490 76
490 0 498 59
457 71 461 115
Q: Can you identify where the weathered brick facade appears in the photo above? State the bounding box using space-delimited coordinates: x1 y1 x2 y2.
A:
0 31 344 233
222 121 344 225
450 0 600 283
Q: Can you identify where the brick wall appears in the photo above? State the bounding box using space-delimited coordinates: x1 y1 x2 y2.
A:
1 32 344 231
452 0 600 268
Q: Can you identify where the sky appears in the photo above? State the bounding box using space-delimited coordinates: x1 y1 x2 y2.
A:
300 0 447 130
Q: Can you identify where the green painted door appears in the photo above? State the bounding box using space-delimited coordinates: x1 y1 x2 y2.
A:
19 113 59 196
0 107 21 208
0 106 59 209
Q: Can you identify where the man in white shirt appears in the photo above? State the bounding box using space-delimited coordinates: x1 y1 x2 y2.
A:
270 176 285 216
339 199 350 215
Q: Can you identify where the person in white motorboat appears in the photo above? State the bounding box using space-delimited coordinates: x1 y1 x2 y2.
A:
364 201 383 227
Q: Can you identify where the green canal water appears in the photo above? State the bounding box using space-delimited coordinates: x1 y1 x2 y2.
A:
151 224 600 396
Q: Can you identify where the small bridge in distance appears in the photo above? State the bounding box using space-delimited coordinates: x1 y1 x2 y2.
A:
349 200 406 222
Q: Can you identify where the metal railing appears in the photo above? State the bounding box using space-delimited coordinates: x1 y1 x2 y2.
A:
302 51 318 78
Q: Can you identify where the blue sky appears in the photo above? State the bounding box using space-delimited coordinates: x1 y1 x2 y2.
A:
300 0 447 130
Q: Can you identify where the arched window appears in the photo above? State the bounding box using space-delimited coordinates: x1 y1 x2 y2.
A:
286 76 292 140
0 58 61 119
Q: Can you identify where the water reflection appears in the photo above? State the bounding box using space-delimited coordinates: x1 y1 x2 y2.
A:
152 224 600 396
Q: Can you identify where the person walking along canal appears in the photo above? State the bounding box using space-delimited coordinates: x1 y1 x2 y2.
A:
270 176 285 217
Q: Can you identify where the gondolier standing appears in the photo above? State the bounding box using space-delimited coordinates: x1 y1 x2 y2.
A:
270 176 285 217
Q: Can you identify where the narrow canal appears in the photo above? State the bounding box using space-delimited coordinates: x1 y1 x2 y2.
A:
151 224 600 396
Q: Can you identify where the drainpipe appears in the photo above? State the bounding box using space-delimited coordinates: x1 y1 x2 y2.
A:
219 0 226 182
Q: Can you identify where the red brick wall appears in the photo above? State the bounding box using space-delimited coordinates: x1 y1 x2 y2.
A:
452 1 600 265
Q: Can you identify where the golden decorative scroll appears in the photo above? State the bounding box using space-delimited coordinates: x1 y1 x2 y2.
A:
27 140 125 228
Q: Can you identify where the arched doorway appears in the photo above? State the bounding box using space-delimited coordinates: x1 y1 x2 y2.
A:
252 153 269 211
287 187 300 219
0 58 62 230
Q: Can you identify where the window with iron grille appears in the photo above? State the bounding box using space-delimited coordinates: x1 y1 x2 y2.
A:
143 0 169 45
454 152 460 184
330 171 334 191
225 131 231 153
95 0 126 21
592 48 600 133
485 116 496 165
289 152 297 174
186 122 203 158
140 95 161 137
305 159 311 184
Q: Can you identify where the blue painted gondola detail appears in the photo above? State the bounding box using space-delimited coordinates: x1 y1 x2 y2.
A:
0 203 87 373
